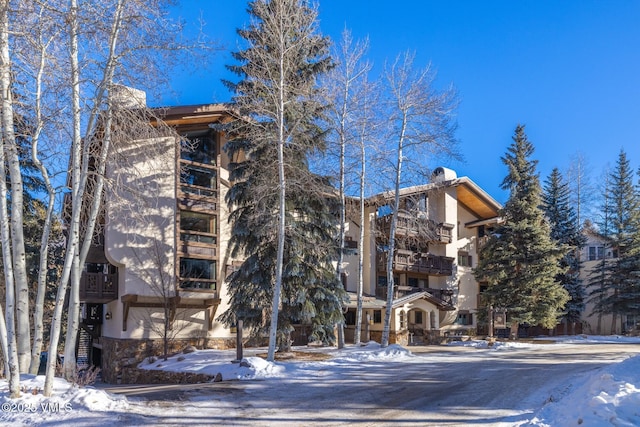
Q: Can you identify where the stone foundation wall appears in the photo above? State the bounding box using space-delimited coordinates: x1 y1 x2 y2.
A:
424 330 445 345
101 336 235 384
369 330 405 345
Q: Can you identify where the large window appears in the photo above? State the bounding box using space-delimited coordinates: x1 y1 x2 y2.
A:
181 131 217 165
373 310 382 324
344 310 356 326
455 311 473 325
414 311 423 325
180 211 216 244
588 246 605 261
180 164 217 197
179 258 216 290
458 251 472 267
85 263 116 275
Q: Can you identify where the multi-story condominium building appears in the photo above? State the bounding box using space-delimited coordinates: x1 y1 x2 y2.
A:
76 93 502 383
78 96 237 383
341 167 502 345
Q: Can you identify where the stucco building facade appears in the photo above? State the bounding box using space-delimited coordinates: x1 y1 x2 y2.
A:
77 95 502 383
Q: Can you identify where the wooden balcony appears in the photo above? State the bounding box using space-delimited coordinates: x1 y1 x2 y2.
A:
80 271 118 303
375 285 454 307
376 212 453 244
378 250 454 276
178 185 217 210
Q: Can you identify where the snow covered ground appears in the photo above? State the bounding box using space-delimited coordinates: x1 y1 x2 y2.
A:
0 336 638 426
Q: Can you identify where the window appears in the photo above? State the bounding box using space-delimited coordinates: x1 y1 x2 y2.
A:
344 310 356 326
182 131 217 164
399 310 406 329
180 211 216 244
180 258 216 290
458 251 472 267
407 277 419 288
414 311 423 325
180 164 217 197
378 276 387 287
373 310 382 324
85 263 116 275
588 246 605 261
455 311 473 325
181 211 215 233
344 236 358 249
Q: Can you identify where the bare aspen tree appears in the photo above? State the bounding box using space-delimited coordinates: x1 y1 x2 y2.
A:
0 0 24 396
377 53 459 347
353 77 378 345
0 0 210 396
321 30 372 346
0 0 31 375
566 151 595 228
27 4 62 374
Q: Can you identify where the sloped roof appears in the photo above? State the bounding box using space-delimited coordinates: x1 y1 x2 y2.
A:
366 175 501 222
391 291 455 311
345 291 455 311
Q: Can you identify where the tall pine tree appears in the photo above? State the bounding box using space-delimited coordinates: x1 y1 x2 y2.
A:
218 0 345 358
541 167 585 334
597 150 640 333
474 125 569 338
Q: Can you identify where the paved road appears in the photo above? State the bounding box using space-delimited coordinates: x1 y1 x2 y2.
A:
104 342 640 426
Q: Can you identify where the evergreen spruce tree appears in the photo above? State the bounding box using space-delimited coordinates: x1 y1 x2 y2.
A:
598 151 640 332
474 125 569 338
541 168 586 334
585 212 613 335
218 0 345 358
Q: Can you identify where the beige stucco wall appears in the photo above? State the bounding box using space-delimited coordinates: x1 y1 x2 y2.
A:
103 136 178 339
455 205 482 314
101 135 231 340
214 137 238 339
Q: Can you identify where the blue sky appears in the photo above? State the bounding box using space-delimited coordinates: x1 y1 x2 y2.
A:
162 1 640 205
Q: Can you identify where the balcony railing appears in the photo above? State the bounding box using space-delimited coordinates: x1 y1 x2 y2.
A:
377 250 454 276
376 212 453 244
179 279 217 292
80 271 118 303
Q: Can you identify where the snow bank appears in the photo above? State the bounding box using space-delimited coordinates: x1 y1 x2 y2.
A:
332 342 414 362
0 375 129 426
526 354 640 426
139 350 283 380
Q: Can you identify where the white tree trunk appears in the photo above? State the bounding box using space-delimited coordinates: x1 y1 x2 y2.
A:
355 132 366 346
44 0 83 396
0 0 22 395
0 0 30 373
381 120 405 347
267 30 287 361
5 138 30 373
29 20 58 374
335 60 349 349
63 0 124 379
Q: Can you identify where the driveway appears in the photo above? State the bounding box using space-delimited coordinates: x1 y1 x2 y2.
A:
102 342 640 426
